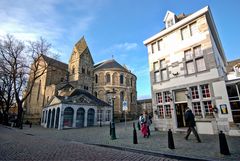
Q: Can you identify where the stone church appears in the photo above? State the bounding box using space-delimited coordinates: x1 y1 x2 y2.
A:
24 37 137 124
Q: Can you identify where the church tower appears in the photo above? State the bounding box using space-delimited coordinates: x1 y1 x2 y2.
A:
68 37 94 94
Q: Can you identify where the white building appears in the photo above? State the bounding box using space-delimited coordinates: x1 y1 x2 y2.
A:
41 88 112 130
144 6 235 135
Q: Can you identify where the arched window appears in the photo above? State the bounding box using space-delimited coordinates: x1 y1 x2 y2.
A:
87 108 95 126
120 74 124 84
76 108 85 128
51 109 55 128
106 73 111 84
63 107 74 128
55 108 60 128
95 74 98 84
72 66 75 74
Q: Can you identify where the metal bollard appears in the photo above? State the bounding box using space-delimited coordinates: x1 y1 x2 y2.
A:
110 121 112 136
29 122 32 128
168 129 175 149
133 122 138 144
219 131 230 155
137 121 140 130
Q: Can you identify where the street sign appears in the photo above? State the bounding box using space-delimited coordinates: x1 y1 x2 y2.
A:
123 101 128 111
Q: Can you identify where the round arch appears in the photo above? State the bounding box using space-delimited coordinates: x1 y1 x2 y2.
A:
87 108 95 126
63 107 74 128
76 108 85 128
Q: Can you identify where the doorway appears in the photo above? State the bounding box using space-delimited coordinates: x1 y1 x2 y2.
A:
175 103 188 127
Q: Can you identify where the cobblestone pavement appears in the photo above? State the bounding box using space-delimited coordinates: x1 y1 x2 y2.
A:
1 121 240 161
0 125 178 161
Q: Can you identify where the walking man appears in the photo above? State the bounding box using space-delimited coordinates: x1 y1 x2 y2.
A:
184 108 201 142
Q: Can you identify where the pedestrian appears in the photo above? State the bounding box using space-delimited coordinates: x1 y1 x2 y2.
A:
147 114 152 137
139 112 147 137
184 108 201 143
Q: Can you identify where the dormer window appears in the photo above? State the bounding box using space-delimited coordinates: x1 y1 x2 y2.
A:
164 11 176 29
167 19 174 28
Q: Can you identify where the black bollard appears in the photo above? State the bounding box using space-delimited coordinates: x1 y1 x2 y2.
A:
219 131 230 155
110 122 112 136
29 122 32 128
133 122 138 144
168 129 175 149
137 121 140 130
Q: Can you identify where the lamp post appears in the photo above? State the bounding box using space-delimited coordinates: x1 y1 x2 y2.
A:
106 88 116 140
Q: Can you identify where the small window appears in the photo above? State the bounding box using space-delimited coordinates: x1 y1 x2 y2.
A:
106 73 111 83
167 19 174 28
164 91 171 102
165 105 171 118
203 101 213 115
185 50 193 61
186 61 195 74
190 22 197 36
157 105 164 118
95 74 98 84
151 42 156 53
153 61 159 71
161 69 168 81
94 91 97 97
196 58 206 72
156 92 163 103
157 40 163 51
201 84 211 98
154 71 160 82
160 59 166 69
190 86 199 99
194 46 202 57
72 66 75 74
192 102 202 116
181 27 188 40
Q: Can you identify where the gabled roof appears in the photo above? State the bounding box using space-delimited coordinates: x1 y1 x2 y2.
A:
94 59 128 72
41 54 68 71
47 89 110 107
163 10 175 22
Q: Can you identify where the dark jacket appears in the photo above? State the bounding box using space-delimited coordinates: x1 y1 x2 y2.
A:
185 109 196 127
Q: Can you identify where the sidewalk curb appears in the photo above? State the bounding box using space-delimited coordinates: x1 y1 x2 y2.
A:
89 143 210 161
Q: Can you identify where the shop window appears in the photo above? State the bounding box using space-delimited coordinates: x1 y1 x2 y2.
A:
201 84 211 98
192 102 202 117
156 92 163 103
165 105 171 118
203 101 213 115
190 86 199 99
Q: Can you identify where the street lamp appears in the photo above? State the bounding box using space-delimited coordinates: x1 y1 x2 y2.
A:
106 88 116 140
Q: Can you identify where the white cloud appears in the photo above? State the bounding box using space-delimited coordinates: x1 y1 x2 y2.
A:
0 0 100 43
115 43 138 50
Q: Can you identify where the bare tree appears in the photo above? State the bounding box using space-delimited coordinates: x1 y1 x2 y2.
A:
0 35 54 128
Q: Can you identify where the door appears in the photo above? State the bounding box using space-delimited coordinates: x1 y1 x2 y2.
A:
176 103 188 127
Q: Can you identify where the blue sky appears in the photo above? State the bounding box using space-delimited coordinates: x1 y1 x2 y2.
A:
0 0 239 99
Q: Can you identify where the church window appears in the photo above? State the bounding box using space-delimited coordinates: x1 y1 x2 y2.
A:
120 74 124 84
106 73 111 83
72 66 75 74
95 74 98 84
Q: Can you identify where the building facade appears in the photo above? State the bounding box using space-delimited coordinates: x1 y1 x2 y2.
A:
94 59 137 120
137 99 153 116
144 6 234 135
24 37 137 124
